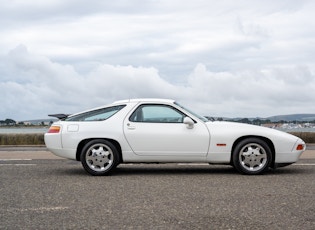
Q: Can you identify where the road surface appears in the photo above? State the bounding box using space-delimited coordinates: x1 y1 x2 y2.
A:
0 146 314 229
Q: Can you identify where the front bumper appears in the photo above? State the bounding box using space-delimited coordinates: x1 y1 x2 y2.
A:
275 138 306 163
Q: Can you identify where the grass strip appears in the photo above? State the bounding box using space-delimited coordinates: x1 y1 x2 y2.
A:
0 134 45 145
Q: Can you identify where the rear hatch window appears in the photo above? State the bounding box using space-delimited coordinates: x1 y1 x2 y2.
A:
65 105 126 121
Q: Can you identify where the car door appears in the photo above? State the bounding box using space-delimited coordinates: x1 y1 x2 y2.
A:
123 104 210 156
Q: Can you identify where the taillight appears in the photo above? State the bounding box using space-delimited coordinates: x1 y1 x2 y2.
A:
47 126 61 133
296 144 304 151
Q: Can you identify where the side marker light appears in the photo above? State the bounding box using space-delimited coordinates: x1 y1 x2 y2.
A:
296 144 304 151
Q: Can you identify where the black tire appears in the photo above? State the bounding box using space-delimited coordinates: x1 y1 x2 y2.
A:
81 139 119 176
232 138 272 175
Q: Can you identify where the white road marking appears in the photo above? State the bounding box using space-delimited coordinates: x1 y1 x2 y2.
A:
0 159 32 161
0 161 314 166
178 163 315 166
0 164 37 166
7 206 69 213
0 159 35 165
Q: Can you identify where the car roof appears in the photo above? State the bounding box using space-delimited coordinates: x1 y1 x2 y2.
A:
113 98 175 104
65 98 176 119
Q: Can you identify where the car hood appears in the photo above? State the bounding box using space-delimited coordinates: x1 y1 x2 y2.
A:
205 121 301 143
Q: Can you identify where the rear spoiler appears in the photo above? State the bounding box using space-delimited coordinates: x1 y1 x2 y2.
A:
48 114 70 120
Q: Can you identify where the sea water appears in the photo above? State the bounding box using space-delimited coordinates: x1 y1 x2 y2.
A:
0 127 49 134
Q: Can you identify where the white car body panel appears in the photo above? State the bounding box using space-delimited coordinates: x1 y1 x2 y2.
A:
123 116 210 157
205 121 303 163
44 99 306 168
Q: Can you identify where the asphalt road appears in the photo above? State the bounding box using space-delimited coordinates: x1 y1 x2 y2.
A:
0 149 315 229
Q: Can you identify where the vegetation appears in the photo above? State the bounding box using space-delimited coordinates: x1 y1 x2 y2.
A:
289 132 315 144
0 119 17 126
0 134 45 145
0 118 54 127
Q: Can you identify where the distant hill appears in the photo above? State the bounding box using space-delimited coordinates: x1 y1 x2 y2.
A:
266 114 315 122
207 114 315 122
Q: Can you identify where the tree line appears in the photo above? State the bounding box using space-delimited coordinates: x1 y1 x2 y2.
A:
0 119 52 126
0 119 17 126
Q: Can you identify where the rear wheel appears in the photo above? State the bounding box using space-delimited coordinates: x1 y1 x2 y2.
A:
81 139 119 176
233 138 272 175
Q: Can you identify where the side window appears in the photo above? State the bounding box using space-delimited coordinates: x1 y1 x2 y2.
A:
66 105 125 121
129 104 185 123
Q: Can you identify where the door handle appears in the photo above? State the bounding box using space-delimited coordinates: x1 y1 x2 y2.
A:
127 123 136 130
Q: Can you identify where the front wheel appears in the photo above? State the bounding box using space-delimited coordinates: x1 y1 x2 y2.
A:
81 139 119 176
232 138 272 175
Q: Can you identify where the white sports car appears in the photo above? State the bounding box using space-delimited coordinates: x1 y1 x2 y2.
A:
45 98 306 176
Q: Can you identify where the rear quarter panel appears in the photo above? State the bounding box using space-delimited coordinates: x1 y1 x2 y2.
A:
58 103 136 159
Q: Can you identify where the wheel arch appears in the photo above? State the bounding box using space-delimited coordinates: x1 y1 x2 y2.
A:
230 135 275 165
76 138 123 163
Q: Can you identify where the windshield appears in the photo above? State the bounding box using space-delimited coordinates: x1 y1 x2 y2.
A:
174 102 208 122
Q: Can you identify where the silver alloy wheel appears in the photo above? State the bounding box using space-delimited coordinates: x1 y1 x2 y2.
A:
85 143 113 172
238 143 267 172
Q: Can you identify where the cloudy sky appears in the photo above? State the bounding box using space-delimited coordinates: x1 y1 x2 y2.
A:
1 0 315 121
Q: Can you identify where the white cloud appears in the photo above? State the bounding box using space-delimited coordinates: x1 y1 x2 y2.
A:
0 1 315 120
1 46 315 121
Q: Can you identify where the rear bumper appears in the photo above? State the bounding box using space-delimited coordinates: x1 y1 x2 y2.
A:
45 133 76 160
46 147 76 160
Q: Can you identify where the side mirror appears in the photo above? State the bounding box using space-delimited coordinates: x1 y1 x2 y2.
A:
183 117 194 129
